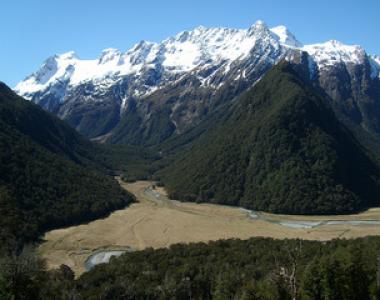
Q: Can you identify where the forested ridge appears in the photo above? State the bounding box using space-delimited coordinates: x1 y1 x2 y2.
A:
157 62 380 215
77 237 380 299
0 83 134 246
2 237 380 299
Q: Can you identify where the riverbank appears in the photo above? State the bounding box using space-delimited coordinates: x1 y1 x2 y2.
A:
38 180 380 276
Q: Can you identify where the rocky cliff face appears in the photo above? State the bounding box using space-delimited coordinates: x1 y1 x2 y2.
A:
318 54 380 133
15 21 380 147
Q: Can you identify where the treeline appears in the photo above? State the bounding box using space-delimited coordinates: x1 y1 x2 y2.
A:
2 237 380 299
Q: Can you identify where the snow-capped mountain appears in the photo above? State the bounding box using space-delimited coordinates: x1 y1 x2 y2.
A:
14 21 380 146
270 25 303 48
16 21 289 99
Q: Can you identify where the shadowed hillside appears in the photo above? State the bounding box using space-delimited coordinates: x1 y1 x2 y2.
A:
0 83 134 246
157 63 380 214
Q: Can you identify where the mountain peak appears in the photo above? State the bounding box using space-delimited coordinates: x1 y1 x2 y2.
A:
247 20 269 36
303 40 366 67
15 20 373 105
194 25 207 32
59 51 78 60
270 25 303 48
101 48 120 55
99 48 122 64
252 19 266 28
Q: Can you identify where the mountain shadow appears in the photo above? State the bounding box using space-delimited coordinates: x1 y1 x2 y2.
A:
157 62 380 215
0 83 134 246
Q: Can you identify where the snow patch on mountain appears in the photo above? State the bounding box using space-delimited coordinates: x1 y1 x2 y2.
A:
302 40 366 69
15 20 276 101
270 25 303 48
162 25 257 69
15 20 378 103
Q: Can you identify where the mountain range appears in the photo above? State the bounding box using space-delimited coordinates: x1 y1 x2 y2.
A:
15 21 380 151
3 20 380 217
4 9 380 299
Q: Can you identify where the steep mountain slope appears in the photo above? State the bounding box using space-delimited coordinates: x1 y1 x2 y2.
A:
157 63 380 215
14 21 380 150
306 41 380 147
13 21 296 144
0 83 134 245
0 82 106 166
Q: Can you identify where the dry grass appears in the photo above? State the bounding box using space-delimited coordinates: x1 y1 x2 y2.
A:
38 180 380 276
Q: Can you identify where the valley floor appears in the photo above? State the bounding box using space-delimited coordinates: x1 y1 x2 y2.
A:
38 179 380 276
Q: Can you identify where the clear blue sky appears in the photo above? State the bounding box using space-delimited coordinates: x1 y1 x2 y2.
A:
2 0 379 87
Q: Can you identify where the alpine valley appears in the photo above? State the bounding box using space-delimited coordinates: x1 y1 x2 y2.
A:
11 20 380 214
3 17 380 299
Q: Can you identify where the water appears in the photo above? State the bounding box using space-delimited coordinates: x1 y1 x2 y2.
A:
245 209 380 229
84 250 130 271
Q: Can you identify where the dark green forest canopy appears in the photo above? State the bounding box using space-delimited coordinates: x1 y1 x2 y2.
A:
75 237 380 299
157 62 380 215
3 236 380 299
0 83 134 245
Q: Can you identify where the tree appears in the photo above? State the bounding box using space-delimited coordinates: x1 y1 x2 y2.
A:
301 257 323 300
345 247 370 300
272 240 303 300
0 246 46 299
